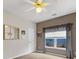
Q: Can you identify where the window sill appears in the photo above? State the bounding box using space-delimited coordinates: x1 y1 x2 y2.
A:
45 46 66 50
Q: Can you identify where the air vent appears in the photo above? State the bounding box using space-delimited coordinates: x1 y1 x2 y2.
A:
52 14 56 16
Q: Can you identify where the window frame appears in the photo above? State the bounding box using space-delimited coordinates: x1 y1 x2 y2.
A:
43 24 68 50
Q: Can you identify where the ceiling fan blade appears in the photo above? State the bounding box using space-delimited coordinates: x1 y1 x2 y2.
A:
24 7 35 12
42 3 48 7
37 0 43 3
24 0 33 4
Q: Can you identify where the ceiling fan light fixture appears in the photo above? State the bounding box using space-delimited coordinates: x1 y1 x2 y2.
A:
32 0 48 13
25 0 49 13
36 7 42 13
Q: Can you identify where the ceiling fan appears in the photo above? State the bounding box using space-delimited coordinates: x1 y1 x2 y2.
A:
24 0 48 13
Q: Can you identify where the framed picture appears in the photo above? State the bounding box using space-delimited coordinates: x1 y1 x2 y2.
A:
3 25 19 40
21 30 25 35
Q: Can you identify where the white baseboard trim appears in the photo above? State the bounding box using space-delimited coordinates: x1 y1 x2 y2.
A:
9 50 34 59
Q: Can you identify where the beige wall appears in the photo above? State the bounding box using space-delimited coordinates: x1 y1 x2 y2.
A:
3 11 36 59
36 13 76 56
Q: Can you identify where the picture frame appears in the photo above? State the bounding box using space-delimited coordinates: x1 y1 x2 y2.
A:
21 30 25 35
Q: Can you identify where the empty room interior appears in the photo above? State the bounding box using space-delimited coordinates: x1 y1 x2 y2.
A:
3 0 76 59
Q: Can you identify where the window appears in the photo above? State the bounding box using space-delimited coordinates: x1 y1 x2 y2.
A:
3 25 19 40
45 26 66 49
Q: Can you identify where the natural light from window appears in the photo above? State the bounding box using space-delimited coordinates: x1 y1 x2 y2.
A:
45 29 66 50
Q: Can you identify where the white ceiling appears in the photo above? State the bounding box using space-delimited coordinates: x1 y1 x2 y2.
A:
4 0 76 23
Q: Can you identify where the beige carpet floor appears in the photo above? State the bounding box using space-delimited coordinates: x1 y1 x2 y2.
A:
14 53 66 59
